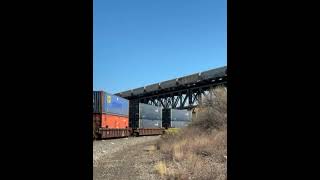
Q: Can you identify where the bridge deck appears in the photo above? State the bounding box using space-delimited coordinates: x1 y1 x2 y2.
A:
115 66 227 99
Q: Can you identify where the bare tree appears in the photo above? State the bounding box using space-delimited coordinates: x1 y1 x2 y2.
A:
192 86 227 131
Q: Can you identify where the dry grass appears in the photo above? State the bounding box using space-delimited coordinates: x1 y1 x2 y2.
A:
154 161 167 177
155 86 227 180
164 128 181 136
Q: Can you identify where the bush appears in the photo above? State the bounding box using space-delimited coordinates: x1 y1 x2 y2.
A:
155 86 227 180
191 86 227 131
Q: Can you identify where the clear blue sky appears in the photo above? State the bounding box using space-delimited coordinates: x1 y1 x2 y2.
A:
94 0 226 94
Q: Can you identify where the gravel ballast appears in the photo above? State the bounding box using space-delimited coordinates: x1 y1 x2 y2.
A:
93 136 162 180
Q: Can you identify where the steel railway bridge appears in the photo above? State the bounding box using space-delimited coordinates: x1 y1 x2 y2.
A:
115 66 227 110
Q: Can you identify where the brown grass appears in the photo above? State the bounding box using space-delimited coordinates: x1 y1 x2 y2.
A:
154 161 167 177
155 86 227 180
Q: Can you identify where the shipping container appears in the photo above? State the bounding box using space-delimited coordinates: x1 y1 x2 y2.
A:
171 109 192 121
139 103 162 120
171 120 190 128
93 91 129 116
102 114 129 129
139 119 162 128
93 112 130 139
93 91 104 113
105 92 129 116
162 109 192 128
93 113 129 129
129 102 163 129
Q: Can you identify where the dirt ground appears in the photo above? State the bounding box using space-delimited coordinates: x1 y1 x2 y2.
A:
93 136 162 180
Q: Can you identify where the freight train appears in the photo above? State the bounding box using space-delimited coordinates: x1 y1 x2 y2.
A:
93 91 192 139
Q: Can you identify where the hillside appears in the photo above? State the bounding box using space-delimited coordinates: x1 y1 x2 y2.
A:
156 86 227 180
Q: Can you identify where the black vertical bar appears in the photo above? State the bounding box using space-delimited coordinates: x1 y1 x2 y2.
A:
179 92 183 109
188 89 192 107
171 94 174 108
199 88 202 104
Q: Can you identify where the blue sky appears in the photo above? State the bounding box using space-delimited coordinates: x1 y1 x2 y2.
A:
94 0 226 94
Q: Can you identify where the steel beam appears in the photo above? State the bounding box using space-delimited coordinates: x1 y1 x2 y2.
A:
132 82 226 109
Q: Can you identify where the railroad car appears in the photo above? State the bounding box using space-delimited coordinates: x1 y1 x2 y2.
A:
129 102 164 136
93 91 165 139
93 91 131 139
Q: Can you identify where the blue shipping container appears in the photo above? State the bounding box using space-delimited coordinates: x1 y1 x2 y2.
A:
105 92 129 116
93 91 129 116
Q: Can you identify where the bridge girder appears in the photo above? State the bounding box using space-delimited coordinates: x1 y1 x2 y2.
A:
135 81 226 110
116 66 227 110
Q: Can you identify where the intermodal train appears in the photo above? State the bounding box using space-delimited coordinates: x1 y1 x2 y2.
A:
93 91 192 139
